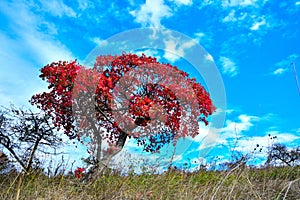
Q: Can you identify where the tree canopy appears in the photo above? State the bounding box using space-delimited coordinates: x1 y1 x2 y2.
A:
31 53 215 159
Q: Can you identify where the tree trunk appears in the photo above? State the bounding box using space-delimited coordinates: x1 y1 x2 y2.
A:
116 130 128 149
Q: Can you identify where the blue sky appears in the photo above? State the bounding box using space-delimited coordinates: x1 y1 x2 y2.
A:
1 0 300 173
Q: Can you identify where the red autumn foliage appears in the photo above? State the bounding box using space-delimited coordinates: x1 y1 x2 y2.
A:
30 53 215 153
74 167 85 179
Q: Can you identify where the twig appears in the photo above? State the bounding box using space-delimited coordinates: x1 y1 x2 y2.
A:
291 61 300 96
283 181 292 200
246 174 262 200
277 177 300 200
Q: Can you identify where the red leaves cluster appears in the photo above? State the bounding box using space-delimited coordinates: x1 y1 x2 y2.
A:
74 167 85 179
30 61 81 138
31 53 215 153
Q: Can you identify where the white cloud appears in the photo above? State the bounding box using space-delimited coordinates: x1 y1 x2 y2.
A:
194 114 258 151
273 68 288 75
214 113 300 157
77 0 94 10
222 0 258 7
109 139 188 174
219 56 238 77
225 130 300 165
0 1 74 107
194 32 206 44
271 54 299 76
163 38 196 62
221 114 258 136
250 18 267 31
0 33 49 107
134 49 161 60
239 0 259 6
0 1 74 63
24 33 74 64
223 10 248 23
214 108 235 116
199 0 214 8
193 31 214 48
277 54 299 67
91 37 108 47
264 130 300 146
205 53 214 61
197 127 220 152
189 112 300 166
210 115 299 157
130 0 172 27
226 109 235 114
38 0 77 18
275 132 300 143
223 10 237 22
234 135 268 152
169 0 193 6
194 32 205 40
185 114 259 158
296 1 300 5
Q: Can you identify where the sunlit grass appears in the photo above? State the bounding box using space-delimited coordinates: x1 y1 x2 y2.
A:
1 165 299 199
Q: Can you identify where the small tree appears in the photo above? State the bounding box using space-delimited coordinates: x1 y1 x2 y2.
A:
0 151 11 173
266 143 300 167
31 53 215 161
0 106 63 173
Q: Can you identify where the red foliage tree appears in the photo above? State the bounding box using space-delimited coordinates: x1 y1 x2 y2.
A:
30 53 215 159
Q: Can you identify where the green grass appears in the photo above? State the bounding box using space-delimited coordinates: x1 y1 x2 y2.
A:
1 165 300 200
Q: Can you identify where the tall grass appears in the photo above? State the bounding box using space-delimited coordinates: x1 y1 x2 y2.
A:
1 164 299 199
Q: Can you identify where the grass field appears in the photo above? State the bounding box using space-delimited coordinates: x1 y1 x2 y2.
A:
1 165 300 200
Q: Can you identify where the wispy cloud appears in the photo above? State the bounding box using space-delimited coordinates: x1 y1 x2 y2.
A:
199 113 299 163
250 17 267 31
208 128 300 167
216 1 283 48
163 37 196 62
272 54 299 76
223 10 248 22
108 111 300 172
191 114 258 152
219 56 238 77
0 1 74 64
0 1 74 107
38 0 77 18
90 37 108 47
273 68 288 75
205 53 214 62
221 0 259 7
193 31 214 48
77 0 94 11
129 0 172 27
169 0 193 6
0 34 47 107
134 49 162 60
194 32 205 42
220 114 258 139
266 131 300 144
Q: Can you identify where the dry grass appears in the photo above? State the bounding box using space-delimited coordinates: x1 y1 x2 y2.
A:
1 165 300 200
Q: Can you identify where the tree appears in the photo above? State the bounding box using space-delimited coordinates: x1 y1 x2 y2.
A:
30 53 215 161
0 106 63 173
266 143 300 167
